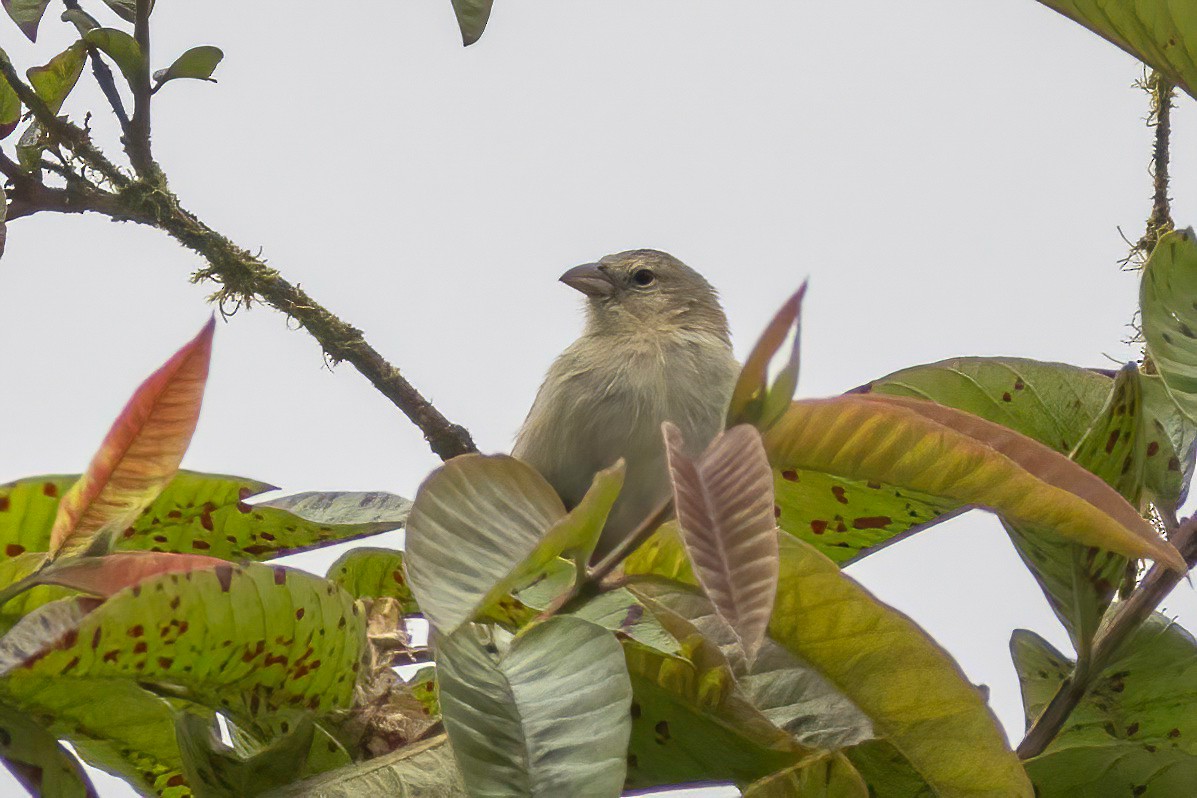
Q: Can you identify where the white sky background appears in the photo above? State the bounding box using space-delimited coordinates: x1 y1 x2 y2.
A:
4 1 1197 795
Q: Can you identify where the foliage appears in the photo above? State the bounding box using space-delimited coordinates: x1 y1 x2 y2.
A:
3 2 1197 798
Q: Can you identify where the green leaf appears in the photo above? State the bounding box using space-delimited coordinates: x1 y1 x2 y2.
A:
622 634 806 789
264 734 465 797
0 57 18 139
2 0 51 41
405 455 621 632
764 395 1184 570
15 121 43 173
728 286 805 430
1142 228 1197 420
513 558 681 654
0 666 191 797
153 46 223 86
449 0 493 46
83 28 144 88
1004 364 1144 654
627 578 873 749
326 548 417 613
0 472 407 563
665 423 778 665
176 710 314 798
0 562 367 722
742 754 869 798
862 357 1192 511
1034 1 1197 100
99 0 136 22
438 618 632 797
1013 616 1197 796
28 42 87 114
0 701 97 797
626 528 1033 797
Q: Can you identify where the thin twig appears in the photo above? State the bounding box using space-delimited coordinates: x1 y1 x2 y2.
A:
1018 517 1197 759
535 498 675 621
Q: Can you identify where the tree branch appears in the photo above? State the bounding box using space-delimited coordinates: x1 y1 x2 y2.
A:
125 0 154 176
62 0 132 131
1140 70 1174 250
1018 517 1197 759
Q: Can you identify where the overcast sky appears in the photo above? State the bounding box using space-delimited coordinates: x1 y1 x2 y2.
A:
4 1 1197 795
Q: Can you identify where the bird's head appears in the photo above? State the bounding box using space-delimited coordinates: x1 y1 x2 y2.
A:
560 249 730 340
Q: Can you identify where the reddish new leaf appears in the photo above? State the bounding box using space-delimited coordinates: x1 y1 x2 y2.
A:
727 285 806 430
664 421 779 665
37 551 225 597
47 318 215 560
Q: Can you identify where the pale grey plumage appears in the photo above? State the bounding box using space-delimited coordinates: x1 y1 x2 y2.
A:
513 249 739 557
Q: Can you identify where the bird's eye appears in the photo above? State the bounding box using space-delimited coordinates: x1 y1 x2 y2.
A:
632 269 656 287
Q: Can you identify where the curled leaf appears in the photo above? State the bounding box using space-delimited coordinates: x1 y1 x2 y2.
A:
27 41 87 114
727 284 806 430
48 318 215 560
83 28 144 88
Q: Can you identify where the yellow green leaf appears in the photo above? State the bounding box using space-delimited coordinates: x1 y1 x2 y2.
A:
764 395 1184 570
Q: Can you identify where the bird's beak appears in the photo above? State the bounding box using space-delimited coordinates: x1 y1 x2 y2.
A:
560 263 617 298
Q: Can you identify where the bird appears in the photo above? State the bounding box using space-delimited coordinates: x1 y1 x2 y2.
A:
513 249 739 558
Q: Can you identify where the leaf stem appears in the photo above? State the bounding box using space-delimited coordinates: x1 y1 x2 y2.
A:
1017 516 1197 759
126 0 154 176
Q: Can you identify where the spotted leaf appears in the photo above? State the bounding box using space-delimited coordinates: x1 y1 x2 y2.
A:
765 395 1184 570
1013 615 1197 795
627 528 1033 797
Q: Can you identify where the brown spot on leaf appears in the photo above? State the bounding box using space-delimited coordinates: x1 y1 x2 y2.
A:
1127 722 1139 736
128 625 144 638
199 510 214 532
1169 456 1181 471
1105 430 1120 454
630 702 641 720
1014 378 1024 390
0 497 8 512
781 469 799 481
133 642 147 654
1001 392 1012 402
260 532 276 541
215 565 233 592
295 608 305 620
191 540 210 550
831 486 848 504
274 567 287 586
810 520 827 535
42 482 58 497
157 657 173 669
773 504 781 519
4 544 24 557
654 720 671 743
852 516 891 530
166 775 186 787
91 628 102 650
1147 441 1160 457
166 510 182 519
1169 728 1181 738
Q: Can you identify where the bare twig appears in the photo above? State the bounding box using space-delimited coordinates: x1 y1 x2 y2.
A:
126 0 154 176
1018 517 1197 759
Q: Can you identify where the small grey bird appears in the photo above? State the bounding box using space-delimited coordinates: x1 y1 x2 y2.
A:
513 249 739 557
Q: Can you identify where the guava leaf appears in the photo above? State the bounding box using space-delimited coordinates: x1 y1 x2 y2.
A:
512 558 680 654
1034 1 1197 100
1142 228 1197 421
2 0 51 41
449 0 493 46
621 633 807 789
438 618 632 796
83 28 143 88
1004 364 1144 654
741 754 869 798
860 356 1192 511
0 701 97 797
727 286 805 430
1013 615 1197 795
175 710 314 798
0 472 406 563
628 578 873 749
28 41 86 114
0 60 19 139
265 734 465 797
152 46 223 86
48 318 214 560
764 395 1183 570
405 455 621 632
326 548 417 613
0 562 366 722
626 528 1033 797
99 0 136 22
665 422 778 665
